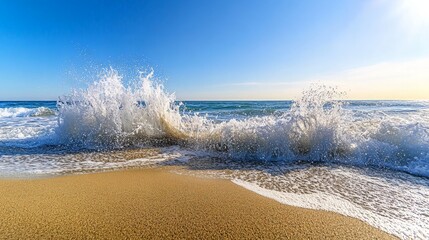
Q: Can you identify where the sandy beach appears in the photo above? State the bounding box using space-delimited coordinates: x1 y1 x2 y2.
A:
0 167 395 239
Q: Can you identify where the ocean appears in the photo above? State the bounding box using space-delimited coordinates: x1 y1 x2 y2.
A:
0 70 428 239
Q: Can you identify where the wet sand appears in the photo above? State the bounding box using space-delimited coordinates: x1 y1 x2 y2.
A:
0 167 395 239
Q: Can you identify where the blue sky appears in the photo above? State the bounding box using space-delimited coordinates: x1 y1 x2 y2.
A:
0 0 428 100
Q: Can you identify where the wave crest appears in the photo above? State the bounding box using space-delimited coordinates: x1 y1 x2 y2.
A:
57 68 190 147
56 68 429 177
0 107 55 118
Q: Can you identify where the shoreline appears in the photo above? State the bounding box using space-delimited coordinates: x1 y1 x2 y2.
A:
0 167 395 239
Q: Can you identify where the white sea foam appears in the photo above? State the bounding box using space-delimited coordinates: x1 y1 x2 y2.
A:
56 68 204 147
0 146 188 177
170 156 429 239
53 68 429 178
0 107 55 118
233 177 428 239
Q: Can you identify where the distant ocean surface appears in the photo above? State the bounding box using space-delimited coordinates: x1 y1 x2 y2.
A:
1 70 428 239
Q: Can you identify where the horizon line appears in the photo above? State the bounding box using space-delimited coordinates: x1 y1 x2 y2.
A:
1 99 428 102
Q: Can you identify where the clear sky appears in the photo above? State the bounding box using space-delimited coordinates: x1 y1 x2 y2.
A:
0 0 428 100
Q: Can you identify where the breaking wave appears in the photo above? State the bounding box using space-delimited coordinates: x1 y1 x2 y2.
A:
0 107 55 118
56 68 429 177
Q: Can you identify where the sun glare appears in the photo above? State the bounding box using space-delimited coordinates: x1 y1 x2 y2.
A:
396 0 429 27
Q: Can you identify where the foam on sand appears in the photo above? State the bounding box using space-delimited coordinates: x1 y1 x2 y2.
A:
233 178 422 239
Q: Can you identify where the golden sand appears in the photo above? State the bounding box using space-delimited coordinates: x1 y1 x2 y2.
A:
0 168 395 239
